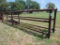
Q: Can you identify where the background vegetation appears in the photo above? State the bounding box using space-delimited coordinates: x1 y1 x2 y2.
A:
0 0 60 45
0 0 56 11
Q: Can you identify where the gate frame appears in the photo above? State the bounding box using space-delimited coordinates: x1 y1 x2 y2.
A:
0 9 57 38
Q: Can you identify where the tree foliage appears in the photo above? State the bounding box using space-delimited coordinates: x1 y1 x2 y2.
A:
0 0 40 11
26 0 40 10
30 1 40 9
0 0 8 11
46 2 55 9
15 0 26 10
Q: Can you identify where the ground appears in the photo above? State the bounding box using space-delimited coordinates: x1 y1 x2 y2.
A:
0 21 60 45
0 12 60 45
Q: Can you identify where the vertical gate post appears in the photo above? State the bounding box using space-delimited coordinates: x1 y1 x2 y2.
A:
52 9 57 33
6 13 8 21
11 11 13 25
48 10 52 38
18 12 20 24
1 13 3 22
0 12 3 22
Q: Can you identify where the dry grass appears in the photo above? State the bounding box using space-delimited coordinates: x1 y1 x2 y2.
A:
0 21 60 45
0 12 60 45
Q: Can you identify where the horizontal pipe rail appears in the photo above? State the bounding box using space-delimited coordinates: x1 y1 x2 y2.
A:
20 22 53 30
6 16 54 20
8 16 49 23
0 9 57 13
20 18 49 23
20 24 48 35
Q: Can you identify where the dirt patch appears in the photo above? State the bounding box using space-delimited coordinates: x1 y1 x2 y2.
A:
10 41 19 45
20 34 33 45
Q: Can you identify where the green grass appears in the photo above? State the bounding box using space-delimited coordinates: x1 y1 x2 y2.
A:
0 12 60 45
20 12 60 28
25 43 32 45
21 12 49 18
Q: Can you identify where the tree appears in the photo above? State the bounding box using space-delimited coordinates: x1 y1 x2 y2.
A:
46 2 55 9
8 0 26 11
26 0 40 10
15 0 26 10
8 2 17 10
26 0 31 10
0 0 8 11
30 1 40 9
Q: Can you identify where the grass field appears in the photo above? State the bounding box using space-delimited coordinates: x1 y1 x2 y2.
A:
20 12 60 28
0 12 60 45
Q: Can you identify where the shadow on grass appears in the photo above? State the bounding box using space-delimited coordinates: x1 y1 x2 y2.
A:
3 22 48 39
